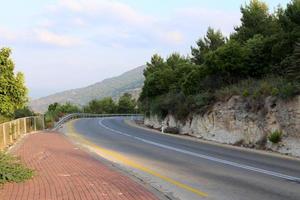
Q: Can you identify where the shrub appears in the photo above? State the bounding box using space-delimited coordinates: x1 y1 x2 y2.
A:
214 77 300 101
277 82 299 100
268 130 282 144
0 152 33 184
242 89 250 97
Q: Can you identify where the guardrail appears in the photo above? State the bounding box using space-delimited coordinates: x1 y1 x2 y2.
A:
0 116 45 151
53 113 144 130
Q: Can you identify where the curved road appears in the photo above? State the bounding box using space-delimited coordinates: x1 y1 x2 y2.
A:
66 117 300 200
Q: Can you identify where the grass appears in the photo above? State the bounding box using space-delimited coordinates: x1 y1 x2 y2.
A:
0 152 33 184
214 77 300 101
268 130 282 144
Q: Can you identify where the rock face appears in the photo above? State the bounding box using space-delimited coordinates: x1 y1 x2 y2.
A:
144 95 300 157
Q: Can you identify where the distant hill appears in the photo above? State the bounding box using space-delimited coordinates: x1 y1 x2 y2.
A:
30 65 146 113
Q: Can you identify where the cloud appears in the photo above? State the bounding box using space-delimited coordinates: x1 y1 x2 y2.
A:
162 31 184 45
173 7 241 36
0 28 17 41
34 29 83 47
54 0 153 25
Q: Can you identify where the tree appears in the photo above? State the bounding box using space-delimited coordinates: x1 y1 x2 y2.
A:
232 0 277 42
84 97 116 114
143 54 165 78
244 34 271 77
14 107 35 118
117 93 136 113
272 0 300 65
191 27 225 65
204 40 248 83
0 48 27 116
287 42 300 82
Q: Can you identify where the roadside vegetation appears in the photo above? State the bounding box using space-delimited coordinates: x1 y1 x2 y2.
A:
0 48 32 123
45 93 138 128
0 47 35 183
268 130 283 144
0 152 33 184
139 0 300 120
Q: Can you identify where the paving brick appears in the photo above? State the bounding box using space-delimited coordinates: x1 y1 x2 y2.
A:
0 132 159 200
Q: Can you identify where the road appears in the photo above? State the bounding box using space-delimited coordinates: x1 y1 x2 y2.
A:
66 117 300 200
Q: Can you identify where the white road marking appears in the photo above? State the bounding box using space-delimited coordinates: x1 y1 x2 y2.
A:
98 118 300 182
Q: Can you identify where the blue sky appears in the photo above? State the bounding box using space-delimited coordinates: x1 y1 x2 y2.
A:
0 0 290 99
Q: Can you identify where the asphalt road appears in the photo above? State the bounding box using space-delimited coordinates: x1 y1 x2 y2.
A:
68 117 300 200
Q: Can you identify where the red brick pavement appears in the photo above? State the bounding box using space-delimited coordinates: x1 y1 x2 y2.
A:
0 132 159 200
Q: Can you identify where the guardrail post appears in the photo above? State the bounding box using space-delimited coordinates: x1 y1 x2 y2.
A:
9 122 13 144
3 124 6 148
18 119 21 136
24 118 27 134
42 115 45 130
13 121 17 140
34 117 37 132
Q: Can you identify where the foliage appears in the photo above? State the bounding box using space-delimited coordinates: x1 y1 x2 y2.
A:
0 48 28 117
117 93 137 113
287 42 300 82
191 27 225 65
232 0 278 42
214 77 300 101
0 152 33 184
84 97 116 114
45 102 81 128
268 130 282 143
139 0 300 120
13 107 35 119
0 115 11 123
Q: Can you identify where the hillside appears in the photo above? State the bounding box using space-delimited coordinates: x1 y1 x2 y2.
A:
30 65 146 113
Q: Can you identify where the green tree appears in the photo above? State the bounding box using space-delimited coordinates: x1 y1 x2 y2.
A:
14 107 35 119
0 48 27 116
204 40 248 83
117 93 136 113
191 27 225 65
272 0 300 66
143 54 165 78
244 34 271 77
287 42 300 81
84 97 116 114
232 0 277 42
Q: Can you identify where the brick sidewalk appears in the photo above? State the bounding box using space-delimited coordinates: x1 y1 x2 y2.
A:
0 132 159 200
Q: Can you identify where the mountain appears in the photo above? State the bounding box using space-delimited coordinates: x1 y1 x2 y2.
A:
30 65 146 113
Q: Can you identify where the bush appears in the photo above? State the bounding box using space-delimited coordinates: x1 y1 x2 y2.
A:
277 82 299 99
0 152 33 184
214 77 300 101
0 115 11 124
14 107 35 119
268 130 282 144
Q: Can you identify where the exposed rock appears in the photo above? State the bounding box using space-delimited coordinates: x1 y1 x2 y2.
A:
144 95 300 157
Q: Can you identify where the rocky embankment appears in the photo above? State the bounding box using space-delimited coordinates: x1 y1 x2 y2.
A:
144 95 300 157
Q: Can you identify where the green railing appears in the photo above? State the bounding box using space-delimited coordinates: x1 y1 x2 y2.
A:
0 116 45 151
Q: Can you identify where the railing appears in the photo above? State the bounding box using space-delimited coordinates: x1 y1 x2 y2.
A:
53 113 144 130
0 116 45 151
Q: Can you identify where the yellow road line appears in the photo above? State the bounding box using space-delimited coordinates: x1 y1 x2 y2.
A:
67 121 208 198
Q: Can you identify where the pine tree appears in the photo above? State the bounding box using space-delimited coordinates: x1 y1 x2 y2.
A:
287 43 300 82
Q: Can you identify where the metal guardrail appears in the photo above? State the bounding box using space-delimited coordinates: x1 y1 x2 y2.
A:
53 113 144 130
0 116 45 151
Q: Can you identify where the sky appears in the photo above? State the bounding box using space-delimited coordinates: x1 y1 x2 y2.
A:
0 0 290 99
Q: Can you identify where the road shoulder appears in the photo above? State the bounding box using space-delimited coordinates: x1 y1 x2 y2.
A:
125 119 300 161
